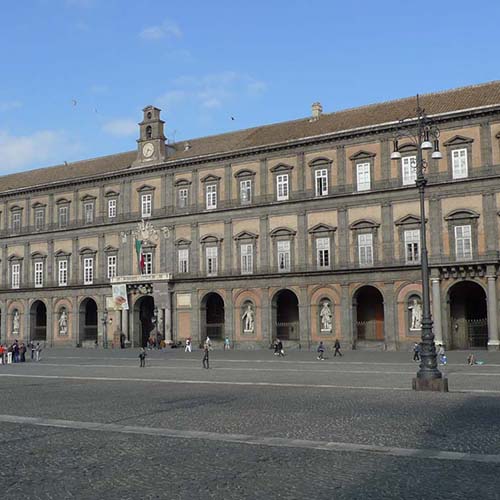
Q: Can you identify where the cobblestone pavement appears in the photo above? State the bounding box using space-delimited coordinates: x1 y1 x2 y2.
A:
1 348 500 499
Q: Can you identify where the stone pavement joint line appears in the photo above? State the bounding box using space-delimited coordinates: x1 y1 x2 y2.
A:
1 373 500 394
1 414 499 465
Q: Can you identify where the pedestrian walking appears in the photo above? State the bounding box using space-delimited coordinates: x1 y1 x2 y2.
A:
334 339 342 357
204 336 211 350
467 353 476 366
35 342 42 362
29 341 35 360
0 344 5 365
185 338 192 353
437 344 447 365
413 342 421 362
20 343 26 363
224 337 230 351
277 339 284 357
13 341 20 363
317 341 325 360
139 347 147 367
202 343 210 369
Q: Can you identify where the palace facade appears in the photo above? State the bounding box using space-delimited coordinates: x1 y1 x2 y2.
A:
2 81 500 350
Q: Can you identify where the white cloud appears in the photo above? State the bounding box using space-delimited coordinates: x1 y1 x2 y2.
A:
0 129 80 172
102 119 137 137
140 20 182 41
156 71 267 113
0 100 22 112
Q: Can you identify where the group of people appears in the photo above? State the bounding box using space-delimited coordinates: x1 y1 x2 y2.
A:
0 340 43 364
413 342 447 365
316 339 342 360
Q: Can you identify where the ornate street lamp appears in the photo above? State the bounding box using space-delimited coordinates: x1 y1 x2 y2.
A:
391 95 448 392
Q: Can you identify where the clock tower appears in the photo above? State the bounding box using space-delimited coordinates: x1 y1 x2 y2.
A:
133 105 167 166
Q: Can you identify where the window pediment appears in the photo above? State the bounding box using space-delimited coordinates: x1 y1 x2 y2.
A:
175 238 192 247
234 169 256 178
31 251 47 260
79 247 97 256
349 150 376 161
445 209 479 221
395 214 424 226
8 254 23 261
56 197 71 205
9 205 23 212
308 157 333 167
270 227 297 238
200 174 221 183
80 194 96 202
54 250 71 258
308 223 337 234
104 245 118 253
349 219 380 230
398 143 418 153
32 202 47 209
270 163 294 173
136 184 155 192
233 230 258 241
174 178 192 186
105 190 120 198
200 234 223 244
443 135 474 147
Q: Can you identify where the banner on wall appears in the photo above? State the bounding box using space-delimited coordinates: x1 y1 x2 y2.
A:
111 284 129 311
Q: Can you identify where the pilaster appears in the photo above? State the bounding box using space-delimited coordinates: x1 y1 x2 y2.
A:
480 121 493 167
259 215 269 272
224 220 232 273
191 223 199 274
338 208 349 267
383 283 397 350
381 202 394 265
431 276 443 345
340 283 352 347
336 146 346 192
259 159 268 202
429 196 443 261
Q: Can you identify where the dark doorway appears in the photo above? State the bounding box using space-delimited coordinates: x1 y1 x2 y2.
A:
273 289 299 341
30 301 47 341
135 295 155 347
80 298 98 343
355 286 384 341
202 293 225 340
449 281 488 349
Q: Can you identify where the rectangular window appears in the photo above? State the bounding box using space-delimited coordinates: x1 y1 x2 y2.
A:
84 202 94 224
178 188 188 208
206 246 218 276
452 148 468 179
12 212 21 232
404 229 420 264
358 233 373 266
277 240 291 272
12 263 20 289
356 163 371 191
34 261 43 288
455 225 472 260
315 169 328 196
141 194 152 218
402 156 417 186
240 179 252 204
58 259 68 286
107 255 117 279
34 209 45 231
316 237 330 269
178 249 189 273
108 199 117 219
206 184 217 209
59 206 69 228
83 257 93 285
277 174 289 201
143 252 153 275
240 243 253 274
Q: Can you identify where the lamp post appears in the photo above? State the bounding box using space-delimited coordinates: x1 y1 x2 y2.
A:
391 95 448 392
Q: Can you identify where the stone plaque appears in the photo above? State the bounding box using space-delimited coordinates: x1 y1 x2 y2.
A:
177 293 192 308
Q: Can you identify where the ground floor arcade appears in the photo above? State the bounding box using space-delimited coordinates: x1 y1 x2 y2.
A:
1 266 499 350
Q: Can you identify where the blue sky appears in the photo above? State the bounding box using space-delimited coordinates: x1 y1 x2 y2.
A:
0 0 498 174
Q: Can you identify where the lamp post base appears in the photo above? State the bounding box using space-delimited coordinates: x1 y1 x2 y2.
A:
412 377 449 392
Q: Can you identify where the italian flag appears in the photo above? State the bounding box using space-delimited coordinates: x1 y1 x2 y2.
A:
135 239 145 273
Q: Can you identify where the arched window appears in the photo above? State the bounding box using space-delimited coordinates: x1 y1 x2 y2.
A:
146 126 152 139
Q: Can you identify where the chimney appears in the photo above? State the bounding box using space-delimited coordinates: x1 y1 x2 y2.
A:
311 102 323 120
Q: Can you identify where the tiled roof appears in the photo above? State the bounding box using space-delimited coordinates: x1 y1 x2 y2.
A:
2 80 500 194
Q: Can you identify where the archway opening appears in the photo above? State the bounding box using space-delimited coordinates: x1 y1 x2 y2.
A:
135 295 155 347
273 289 299 341
201 293 225 340
30 301 47 341
355 286 384 341
449 281 487 349
79 298 98 343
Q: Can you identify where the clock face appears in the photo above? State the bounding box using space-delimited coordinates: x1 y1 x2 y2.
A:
142 142 155 158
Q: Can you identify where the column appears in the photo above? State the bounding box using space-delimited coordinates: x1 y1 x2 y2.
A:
259 159 268 203
480 121 492 168
340 283 352 348
47 239 54 286
23 242 30 285
0 302 6 344
338 208 349 268
296 152 305 194
487 274 500 350
192 169 199 211
261 287 271 344
72 299 79 346
46 303 54 347
165 291 172 342
383 283 396 351
225 289 234 343
336 145 346 192
299 285 310 349
381 202 394 265
191 223 199 275
224 220 232 273
121 308 129 342
259 216 269 272
429 196 442 264
72 237 79 285
297 211 307 271
98 234 105 281
224 164 232 207
483 192 498 258
431 277 443 345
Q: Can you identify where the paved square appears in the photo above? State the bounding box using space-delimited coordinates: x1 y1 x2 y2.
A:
1 348 500 499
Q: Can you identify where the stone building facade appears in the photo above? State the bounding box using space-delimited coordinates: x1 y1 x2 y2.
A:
1 81 500 350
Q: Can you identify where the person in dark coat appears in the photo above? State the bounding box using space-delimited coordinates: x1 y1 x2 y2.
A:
139 348 147 368
202 343 210 369
277 339 284 357
334 339 342 357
